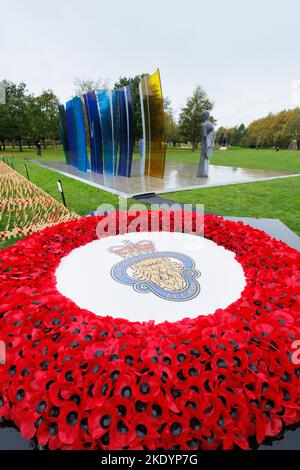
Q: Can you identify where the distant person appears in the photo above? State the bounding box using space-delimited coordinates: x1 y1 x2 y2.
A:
276 146 280 152
36 141 42 156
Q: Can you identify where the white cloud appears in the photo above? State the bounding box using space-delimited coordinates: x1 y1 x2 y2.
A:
1 0 299 127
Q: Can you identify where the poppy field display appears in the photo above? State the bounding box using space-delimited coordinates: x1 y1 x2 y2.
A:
0 161 78 244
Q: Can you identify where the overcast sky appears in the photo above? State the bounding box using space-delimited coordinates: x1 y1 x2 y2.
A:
1 0 299 127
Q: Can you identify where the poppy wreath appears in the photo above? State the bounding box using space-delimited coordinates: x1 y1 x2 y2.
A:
0 210 300 450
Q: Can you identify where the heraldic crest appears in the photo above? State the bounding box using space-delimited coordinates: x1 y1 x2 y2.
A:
109 239 201 302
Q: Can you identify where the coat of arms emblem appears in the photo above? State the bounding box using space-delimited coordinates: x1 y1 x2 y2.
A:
109 240 201 302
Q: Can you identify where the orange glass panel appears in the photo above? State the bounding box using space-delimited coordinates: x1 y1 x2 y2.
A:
140 69 166 178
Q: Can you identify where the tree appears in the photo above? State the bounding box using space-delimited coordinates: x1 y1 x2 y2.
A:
216 126 227 146
0 97 9 150
0 80 29 151
240 109 300 149
114 75 146 140
179 86 214 150
34 90 60 148
282 108 300 148
233 123 246 145
164 97 180 146
73 77 110 98
0 80 61 151
216 123 246 147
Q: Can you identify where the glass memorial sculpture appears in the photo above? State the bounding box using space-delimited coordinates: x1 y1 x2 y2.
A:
139 69 166 178
117 86 134 177
83 91 103 173
59 71 165 180
65 99 78 168
72 96 89 172
58 104 70 164
97 89 118 175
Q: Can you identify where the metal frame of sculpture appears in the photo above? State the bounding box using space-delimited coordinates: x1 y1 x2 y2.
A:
59 70 166 179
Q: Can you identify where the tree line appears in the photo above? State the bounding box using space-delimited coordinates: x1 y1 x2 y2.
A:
73 79 300 150
243 108 300 148
0 80 60 151
0 77 214 152
1 78 299 152
216 109 300 149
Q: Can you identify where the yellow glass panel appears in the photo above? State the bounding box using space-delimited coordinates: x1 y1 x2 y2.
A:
141 69 166 178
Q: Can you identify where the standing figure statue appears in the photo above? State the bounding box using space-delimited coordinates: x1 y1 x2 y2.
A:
197 110 215 178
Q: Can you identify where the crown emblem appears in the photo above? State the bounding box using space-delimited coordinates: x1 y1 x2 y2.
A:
108 240 156 259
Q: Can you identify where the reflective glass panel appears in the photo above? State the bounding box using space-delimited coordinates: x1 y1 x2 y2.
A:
140 69 166 178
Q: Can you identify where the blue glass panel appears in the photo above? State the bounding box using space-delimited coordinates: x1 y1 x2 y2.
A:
117 86 134 176
111 90 119 173
84 91 103 173
97 89 118 175
65 100 78 167
58 104 70 164
72 96 89 172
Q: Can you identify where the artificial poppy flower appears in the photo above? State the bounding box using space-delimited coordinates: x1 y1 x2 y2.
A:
0 211 299 450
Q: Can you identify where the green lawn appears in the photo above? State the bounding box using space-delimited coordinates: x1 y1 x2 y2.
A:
166 147 300 236
0 146 299 249
169 146 300 173
168 176 300 236
5 145 300 173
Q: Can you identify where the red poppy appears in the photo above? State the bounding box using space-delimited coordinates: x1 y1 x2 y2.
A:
0 210 299 450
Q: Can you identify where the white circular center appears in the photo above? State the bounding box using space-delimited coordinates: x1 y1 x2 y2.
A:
55 231 246 323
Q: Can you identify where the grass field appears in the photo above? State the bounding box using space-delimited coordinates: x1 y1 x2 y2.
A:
171 146 300 173
0 146 299 249
168 147 300 236
168 176 300 235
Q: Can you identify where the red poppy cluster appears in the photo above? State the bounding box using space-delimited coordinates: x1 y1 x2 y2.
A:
0 211 299 450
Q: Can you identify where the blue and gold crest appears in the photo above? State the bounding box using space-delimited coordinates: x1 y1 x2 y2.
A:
109 240 201 302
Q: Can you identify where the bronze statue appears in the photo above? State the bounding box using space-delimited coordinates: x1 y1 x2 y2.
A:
197 110 215 178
